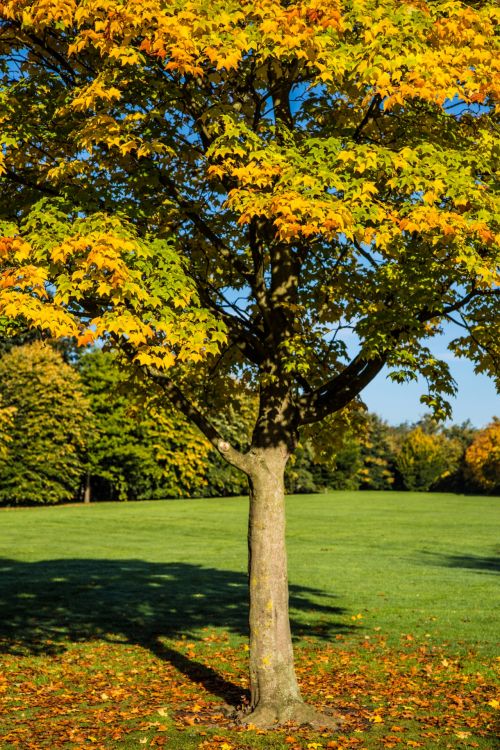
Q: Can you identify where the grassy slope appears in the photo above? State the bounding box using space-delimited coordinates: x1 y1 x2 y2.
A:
0 492 498 750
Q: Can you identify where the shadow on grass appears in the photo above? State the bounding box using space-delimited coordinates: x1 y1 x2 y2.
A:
0 558 352 704
419 551 500 574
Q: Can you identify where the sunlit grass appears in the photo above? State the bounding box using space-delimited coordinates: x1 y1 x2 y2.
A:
0 492 498 749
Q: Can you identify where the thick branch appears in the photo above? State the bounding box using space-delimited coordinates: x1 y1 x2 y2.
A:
299 286 495 424
109 337 251 472
298 354 385 424
248 217 272 326
269 67 295 132
216 311 266 365
146 367 251 474
190 274 267 366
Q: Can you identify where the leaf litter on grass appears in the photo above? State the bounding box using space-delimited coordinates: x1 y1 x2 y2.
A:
0 632 498 750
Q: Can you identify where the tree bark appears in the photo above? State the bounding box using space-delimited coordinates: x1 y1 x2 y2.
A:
243 445 340 729
247 446 300 718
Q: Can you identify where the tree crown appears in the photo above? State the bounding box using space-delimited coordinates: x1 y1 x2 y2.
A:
0 0 498 444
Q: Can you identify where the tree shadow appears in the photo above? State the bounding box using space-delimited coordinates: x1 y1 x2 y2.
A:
0 558 352 705
418 550 500 574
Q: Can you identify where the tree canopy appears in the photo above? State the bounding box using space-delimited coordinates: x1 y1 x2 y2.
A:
464 418 500 494
0 341 91 504
0 0 498 428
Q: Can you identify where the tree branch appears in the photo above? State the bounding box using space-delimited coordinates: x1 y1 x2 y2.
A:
155 169 255 286
298 285 495 425
298 353 386 424
354 94 382 143
145 367 252 473
353 238 379 269
2 168 60 197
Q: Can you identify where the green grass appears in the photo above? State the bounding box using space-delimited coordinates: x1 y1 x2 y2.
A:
0 492 498 750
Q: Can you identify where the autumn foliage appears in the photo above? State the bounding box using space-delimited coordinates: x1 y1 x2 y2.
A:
0 0 498 400
0 206 226 368
1 636 499 750
464 419 500 494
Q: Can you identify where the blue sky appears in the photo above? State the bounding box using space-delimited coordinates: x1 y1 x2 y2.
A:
361 329 499 427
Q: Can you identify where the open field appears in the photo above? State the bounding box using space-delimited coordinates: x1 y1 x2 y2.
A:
0 492 498 749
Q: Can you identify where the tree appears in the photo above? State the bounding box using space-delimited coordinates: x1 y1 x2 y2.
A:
0 0 499 727
358 413 397 490
395 426 450 492
78 348 213 501
0 393 14 460
0 342 91 504
464 419 500 494
429 419 476 492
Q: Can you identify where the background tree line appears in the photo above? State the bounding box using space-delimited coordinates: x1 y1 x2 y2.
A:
0 341 498 505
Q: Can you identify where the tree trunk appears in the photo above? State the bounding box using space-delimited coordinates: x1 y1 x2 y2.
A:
244 446 340 729
158 372 342 729
83 471 91 504
247 446 300 719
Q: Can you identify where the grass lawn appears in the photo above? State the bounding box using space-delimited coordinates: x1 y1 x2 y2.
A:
0 491 498 750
